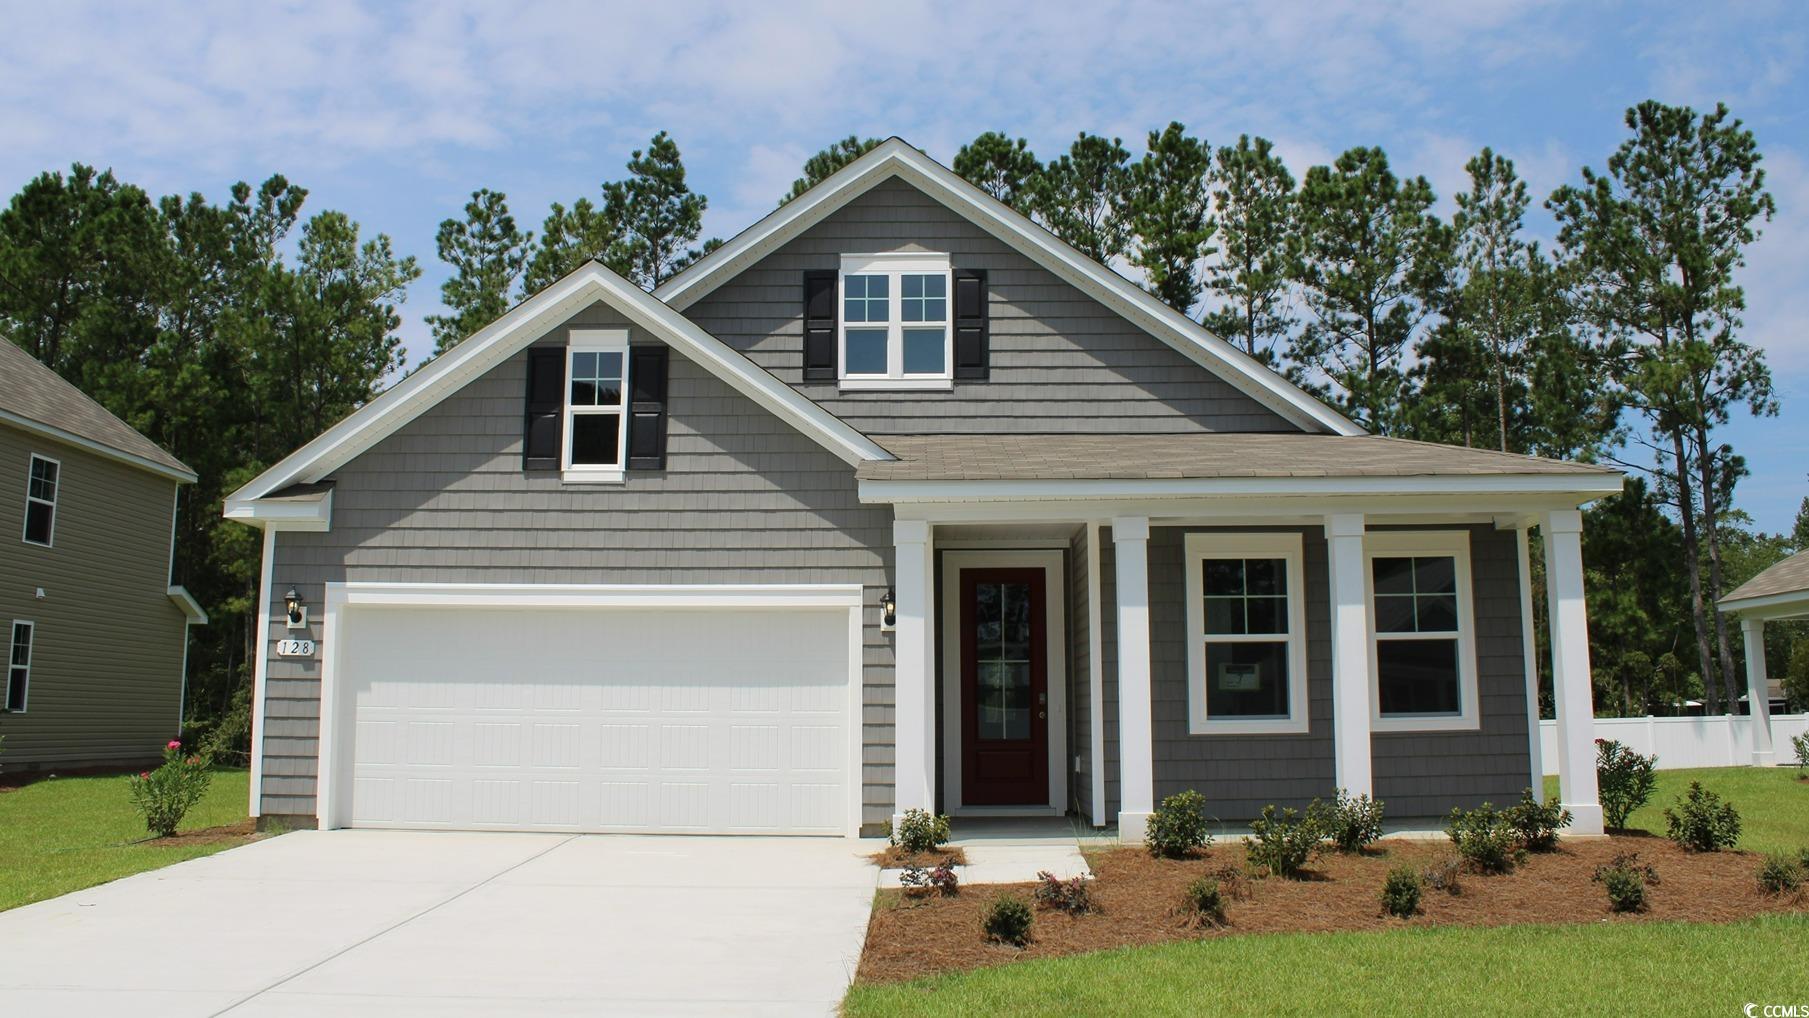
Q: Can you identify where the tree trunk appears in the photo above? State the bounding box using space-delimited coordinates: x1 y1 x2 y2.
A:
1694 424 1745 714
1670 428 1719 714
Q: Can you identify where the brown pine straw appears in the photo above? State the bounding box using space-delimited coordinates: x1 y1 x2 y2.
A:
855 836 1808 985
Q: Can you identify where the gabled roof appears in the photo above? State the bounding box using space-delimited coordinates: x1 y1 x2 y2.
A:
653 138 1364 438
0 339 196 482
1720 549 1809 619
225 261 891 508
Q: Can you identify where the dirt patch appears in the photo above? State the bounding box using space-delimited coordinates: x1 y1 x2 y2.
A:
142 819 261 848
871 846 969 868
855 837 1809 985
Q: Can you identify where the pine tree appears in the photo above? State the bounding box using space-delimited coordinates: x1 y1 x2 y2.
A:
603 131 716 289
953 132 1041 210
1290 147 1443 433
424 189 530 353
781 136 880 205
1200 135 1296 364
523 198 628 294
1033 133 1132 265
1126 122 1214 315
1550 101 1777 715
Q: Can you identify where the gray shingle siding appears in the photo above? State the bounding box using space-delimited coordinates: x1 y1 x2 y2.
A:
683 178 1295 435
1100 523 1531 823
259 301 898 826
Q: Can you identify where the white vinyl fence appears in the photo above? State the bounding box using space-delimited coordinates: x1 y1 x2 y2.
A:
1540 713 1809 775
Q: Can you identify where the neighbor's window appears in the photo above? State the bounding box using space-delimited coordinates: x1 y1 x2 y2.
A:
22 454 58 547
840 254 951 386
563 331 629 480
6 620 31 713
1185 533 1308 735
1367 532 1479 731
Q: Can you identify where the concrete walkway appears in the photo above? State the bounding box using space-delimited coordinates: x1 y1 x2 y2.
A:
0 830 878 1017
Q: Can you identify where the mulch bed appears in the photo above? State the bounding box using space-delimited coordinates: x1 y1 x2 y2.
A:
142 818 261 848
871 845 969 868
856 836 1809 985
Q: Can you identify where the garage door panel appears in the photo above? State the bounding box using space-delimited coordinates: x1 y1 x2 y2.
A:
338 604 850 835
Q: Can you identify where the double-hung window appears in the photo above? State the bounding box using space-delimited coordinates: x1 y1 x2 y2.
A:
1366 531 1480 732
22 454 58 547
563 330 629 483
6 620 31 713
839 253 952 389
1184 533 1309 734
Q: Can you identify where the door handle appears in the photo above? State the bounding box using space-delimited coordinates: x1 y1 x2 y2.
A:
1038 711 1047 719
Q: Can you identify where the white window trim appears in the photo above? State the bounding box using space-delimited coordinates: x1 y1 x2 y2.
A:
1365 530 1481 733
1184 532 1310 735
22 453 58 548
561 330 629 485
7 619 32 713
838 252 953 389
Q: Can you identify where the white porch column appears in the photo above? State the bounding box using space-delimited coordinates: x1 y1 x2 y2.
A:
891 519 935 824
1543 509 1604 835
1324 513 1372 798
1741 617 1776 766
1112 516 1155 842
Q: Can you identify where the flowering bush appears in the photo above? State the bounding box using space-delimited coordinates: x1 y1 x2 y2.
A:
1595 738 1657 829
127 740 212 837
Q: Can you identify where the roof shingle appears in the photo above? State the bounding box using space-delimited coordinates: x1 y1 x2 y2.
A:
0 340 194 478
1721 549 1809 607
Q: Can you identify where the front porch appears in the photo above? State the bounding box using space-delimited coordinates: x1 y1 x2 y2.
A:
870 436 1622 843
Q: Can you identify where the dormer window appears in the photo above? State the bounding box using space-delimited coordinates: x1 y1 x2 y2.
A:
838 254 952 390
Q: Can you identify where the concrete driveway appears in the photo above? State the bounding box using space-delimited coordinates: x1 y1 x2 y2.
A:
0 830 879 1016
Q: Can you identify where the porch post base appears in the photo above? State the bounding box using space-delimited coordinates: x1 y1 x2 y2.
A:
1117 811 1152 844
1561 802 1605 837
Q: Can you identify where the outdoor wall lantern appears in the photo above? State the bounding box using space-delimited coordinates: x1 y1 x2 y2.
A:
284 587 308 629
880 587 897 632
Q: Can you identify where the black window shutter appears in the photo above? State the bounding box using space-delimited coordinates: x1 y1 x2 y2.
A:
802 269 838 380
523 347 565 471
953 268 989 380
626 345 670 470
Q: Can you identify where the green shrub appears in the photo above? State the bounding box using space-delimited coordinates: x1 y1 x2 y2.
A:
1595 738 1657 829
1593 852 1658 913
1380 865 1422 918
1663 782 1742 852
1792 732 1809 775
981 894 1033 946
1315 789 1385 853
1503 787 1572 852
1179 876 1227 928
899 862 959 898
1757 853 1804 896
1144 789 1212 859
890 808 952 854
126 740 213 838
1244 805 1322 879
1422 855 1464 896
1032 871 1094 914
1445 803 1521 874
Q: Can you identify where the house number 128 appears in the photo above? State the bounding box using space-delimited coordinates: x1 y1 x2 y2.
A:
276 639 315 657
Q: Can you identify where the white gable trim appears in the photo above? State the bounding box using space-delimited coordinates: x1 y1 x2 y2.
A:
225 263 890 505
654 138 1364 438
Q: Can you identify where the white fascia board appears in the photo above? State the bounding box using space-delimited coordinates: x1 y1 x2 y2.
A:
333 581 864 610
167 585 209 624
224 265 888 508
860 472 1626 505
0 409 196 483
222 489 334 531
1718 590 1809 620
655 139 1364 438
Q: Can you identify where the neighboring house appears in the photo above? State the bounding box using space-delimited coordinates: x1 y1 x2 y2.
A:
0 340 206 769
224 139 1621 841
1720 548 1809 755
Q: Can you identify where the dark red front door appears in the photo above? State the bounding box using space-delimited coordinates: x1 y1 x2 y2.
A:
960 568 1047 806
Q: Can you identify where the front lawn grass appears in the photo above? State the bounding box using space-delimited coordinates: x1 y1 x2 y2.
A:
1544 764 1807 852
843 915 1809 1017
0 768 255 912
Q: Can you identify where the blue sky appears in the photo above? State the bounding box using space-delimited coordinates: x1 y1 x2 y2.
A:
2 1 1805 531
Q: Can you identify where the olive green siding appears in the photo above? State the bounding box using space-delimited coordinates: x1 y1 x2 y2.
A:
0 424 189 767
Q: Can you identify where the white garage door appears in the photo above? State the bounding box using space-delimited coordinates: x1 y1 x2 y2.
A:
333 603 852 835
